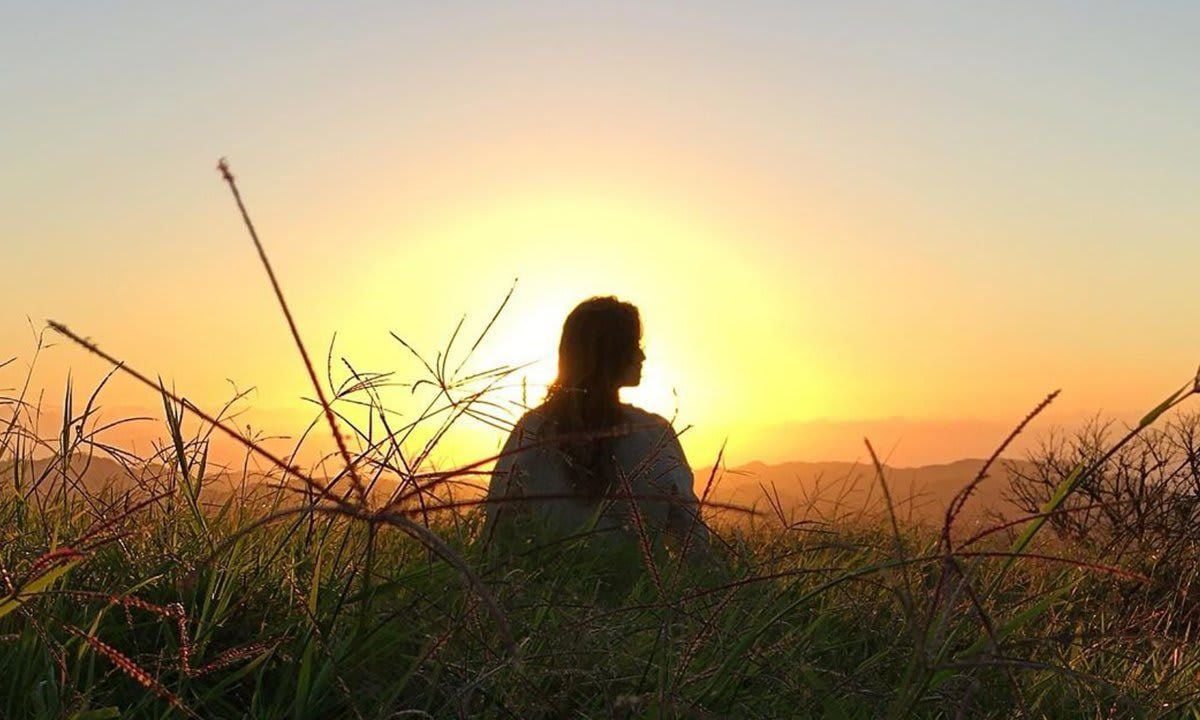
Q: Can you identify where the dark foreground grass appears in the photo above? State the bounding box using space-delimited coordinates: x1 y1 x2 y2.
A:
4 358 1200 719
3 469 1200 719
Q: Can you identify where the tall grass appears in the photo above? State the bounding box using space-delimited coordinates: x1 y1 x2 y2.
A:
3 163 1200 718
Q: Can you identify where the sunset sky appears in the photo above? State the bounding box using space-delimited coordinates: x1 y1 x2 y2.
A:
4 2 1199 468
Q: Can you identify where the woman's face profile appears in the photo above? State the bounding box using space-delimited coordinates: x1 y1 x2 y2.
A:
619 343 646 388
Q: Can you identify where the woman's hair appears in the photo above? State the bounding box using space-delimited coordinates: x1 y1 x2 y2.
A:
542 296 642 497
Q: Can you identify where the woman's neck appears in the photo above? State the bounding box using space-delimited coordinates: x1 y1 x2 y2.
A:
600 386 620 406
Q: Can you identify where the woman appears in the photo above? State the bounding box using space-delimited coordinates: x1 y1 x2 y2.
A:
483 297 709 555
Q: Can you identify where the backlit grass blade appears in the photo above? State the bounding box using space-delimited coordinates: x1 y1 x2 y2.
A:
0 557 82 620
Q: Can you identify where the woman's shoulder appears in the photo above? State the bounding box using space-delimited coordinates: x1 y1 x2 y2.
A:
619 404 675 433
509 406 551 438
506 403 675 438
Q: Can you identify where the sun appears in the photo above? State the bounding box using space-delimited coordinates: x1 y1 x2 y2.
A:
476 310 559 415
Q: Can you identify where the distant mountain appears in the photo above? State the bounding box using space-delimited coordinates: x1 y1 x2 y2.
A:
691 418 1056 468
695 458 1034 532
1 455 137 495
3 453 1035 533
0 455 264 501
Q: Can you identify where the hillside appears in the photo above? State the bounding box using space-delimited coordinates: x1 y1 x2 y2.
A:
3 452 1035 532
697 457 1033 531
0 455 264 502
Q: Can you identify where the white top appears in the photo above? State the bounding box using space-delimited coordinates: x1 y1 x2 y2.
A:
483 404 709 547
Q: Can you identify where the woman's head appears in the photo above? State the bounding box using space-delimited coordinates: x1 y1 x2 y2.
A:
543 296 643 494
553 296 644 395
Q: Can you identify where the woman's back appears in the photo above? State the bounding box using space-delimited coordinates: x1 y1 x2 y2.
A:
482 295 710 557
483 403 709 548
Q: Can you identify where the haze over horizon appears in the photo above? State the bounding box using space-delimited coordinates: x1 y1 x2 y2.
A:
5 2 1199 468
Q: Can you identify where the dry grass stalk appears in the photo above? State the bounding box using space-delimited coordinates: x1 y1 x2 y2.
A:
217 158 368 507
65 624 200 718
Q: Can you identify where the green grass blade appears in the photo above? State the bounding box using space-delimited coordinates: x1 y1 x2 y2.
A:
0 558 82 620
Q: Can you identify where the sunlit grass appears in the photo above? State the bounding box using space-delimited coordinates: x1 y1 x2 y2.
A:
5 345 1200 717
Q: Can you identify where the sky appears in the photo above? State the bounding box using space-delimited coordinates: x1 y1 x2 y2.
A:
3 1 1199 468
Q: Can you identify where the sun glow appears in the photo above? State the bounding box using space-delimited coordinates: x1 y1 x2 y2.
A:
7 1 1199 473
465 276 695 430
345 183 750 412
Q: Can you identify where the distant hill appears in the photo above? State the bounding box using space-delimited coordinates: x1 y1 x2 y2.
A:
696 458 1033 532
0 455 266 502
1 455 138 495
3 452 1035 533
0 454 443 510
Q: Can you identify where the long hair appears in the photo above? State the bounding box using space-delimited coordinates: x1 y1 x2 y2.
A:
542 296 642 497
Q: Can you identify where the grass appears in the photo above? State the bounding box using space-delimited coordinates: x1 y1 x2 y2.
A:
4 162 1200 718
4 373 1200 719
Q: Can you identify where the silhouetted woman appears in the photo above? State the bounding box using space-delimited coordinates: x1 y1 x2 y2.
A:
483 297 709 555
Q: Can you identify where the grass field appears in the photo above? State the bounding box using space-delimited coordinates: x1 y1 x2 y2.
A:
5 167 1200 719
4 341 1200 719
